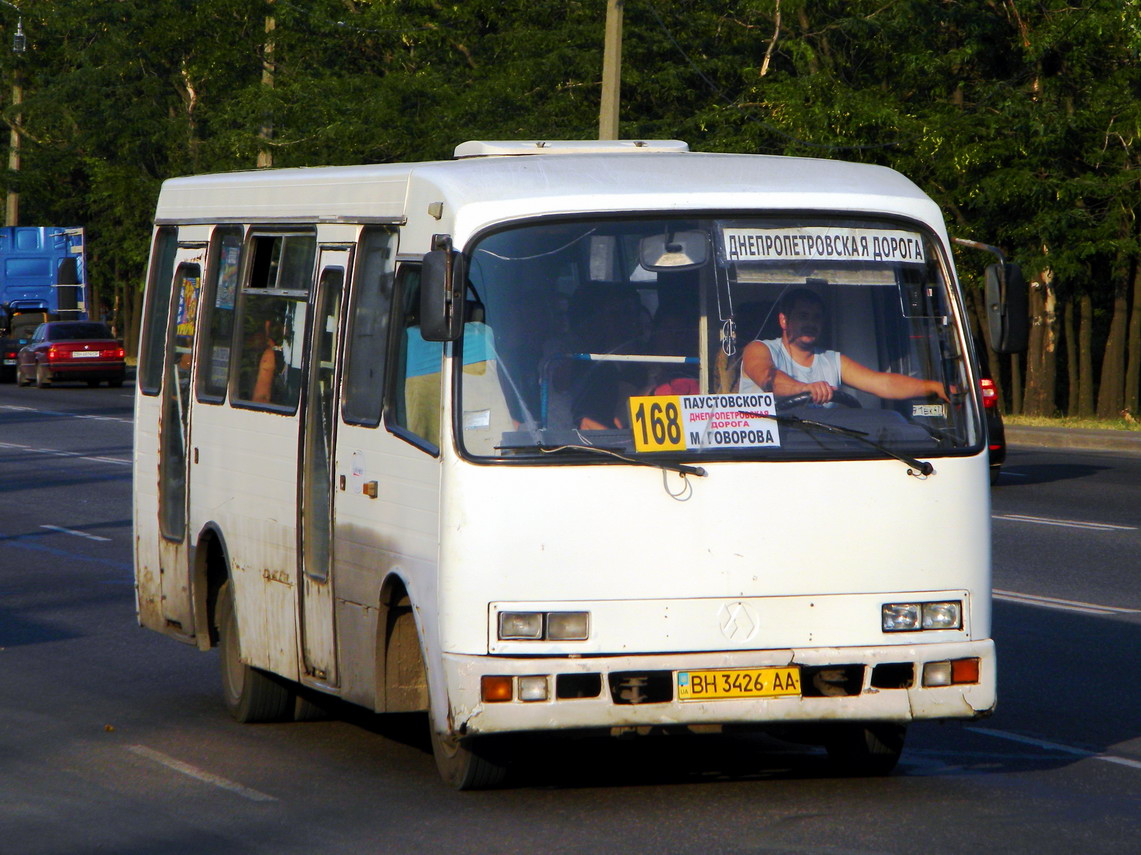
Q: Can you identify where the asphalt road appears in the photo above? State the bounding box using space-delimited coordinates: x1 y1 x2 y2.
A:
1 382 1138 855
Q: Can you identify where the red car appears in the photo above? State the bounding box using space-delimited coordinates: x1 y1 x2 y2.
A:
16 321 126 388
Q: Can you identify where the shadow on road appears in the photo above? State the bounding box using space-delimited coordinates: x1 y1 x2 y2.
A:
996 462 1110 486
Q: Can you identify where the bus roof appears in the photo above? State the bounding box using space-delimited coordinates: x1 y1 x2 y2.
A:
154 143 945 244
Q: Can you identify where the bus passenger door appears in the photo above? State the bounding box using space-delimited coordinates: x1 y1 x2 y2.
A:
158 247 206 632
297 248 350 684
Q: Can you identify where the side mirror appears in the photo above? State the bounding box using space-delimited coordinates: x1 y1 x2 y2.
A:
420 236 465 342
985 261 1028 354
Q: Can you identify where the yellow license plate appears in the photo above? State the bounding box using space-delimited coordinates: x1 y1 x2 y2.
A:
677 667 801 701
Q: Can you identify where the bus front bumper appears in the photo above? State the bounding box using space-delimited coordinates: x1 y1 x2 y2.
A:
439 639 996 737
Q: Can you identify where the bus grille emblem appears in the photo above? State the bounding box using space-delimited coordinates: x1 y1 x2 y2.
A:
719 602 758 641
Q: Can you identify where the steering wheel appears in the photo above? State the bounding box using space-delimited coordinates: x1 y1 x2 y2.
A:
775 389 862 410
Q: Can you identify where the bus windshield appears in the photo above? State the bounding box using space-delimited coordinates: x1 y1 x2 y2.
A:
458 215 982 465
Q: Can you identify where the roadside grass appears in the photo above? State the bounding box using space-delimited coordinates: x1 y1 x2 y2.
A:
1004 414 1141 432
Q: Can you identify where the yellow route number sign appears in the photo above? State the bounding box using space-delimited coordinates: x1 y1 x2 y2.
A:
629 396 686 452
628 393 780 453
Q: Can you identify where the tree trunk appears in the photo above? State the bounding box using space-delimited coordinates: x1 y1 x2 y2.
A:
1096 273 1129 419
1078 293 1095 417
1022 275 1058 416
128 284 143 358
1010 352 1022 415
1064 296 1077 415
1125 259 1140 418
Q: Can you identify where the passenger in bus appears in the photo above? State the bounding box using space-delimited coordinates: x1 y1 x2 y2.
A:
250 319 281 404
739 288 950 404
644 302 700 397
558 285 647 430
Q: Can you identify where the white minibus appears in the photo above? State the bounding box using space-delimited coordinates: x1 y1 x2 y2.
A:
134 140 1025 788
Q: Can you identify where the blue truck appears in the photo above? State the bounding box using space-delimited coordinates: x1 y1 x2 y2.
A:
0 226 89 381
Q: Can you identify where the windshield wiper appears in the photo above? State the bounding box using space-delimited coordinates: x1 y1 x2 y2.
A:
910 420 965 448
535 443 707 477
741 411 934 477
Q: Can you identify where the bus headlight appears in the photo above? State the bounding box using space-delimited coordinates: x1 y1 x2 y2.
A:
498 612 543 640
882 601 962 632
921 601 961 630
547 612 590 641
496 610 591 641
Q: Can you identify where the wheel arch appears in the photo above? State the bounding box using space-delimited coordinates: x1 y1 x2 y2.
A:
193 523 231 652
374 570 429 714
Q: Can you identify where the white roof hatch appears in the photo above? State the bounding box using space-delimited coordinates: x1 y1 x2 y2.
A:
453 139 689 158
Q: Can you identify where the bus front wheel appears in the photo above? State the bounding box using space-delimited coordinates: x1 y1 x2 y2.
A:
824 722 906 776
430 726 510 790
217 581 291 723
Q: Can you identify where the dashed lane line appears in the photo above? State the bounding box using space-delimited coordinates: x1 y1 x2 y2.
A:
967 727 1141 771
993 589 1140 616
127 745 277 803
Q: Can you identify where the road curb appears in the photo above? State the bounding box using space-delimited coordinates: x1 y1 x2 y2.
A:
1005 425 1141 455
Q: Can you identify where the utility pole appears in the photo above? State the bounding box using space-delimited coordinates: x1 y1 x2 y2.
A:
2 1 23 225
257 2 276 168
6 64 20 225
599 0 623 140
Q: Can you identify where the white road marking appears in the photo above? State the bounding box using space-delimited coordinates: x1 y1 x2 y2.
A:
0 403 132 423
40 525 111 542
127 745 277 802
0 440 130 466
966 727 1141 770
992 513 1137 532
993 589 1140 616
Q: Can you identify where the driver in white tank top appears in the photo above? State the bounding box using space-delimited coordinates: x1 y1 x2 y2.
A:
738 287 951 406
739 336 841 395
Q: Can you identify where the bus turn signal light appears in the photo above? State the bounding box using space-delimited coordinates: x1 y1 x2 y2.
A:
951 657 980 684
481 676 513 702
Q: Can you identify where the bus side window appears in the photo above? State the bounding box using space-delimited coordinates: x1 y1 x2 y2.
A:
387 266 441 452
196 227 243 403
341 228 396 427
234 294 307 408
138 227 179 396
232 233 314 412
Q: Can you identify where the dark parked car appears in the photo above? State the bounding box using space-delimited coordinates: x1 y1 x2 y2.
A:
977 345 1006 484
16 321 126 388
1 305 52 382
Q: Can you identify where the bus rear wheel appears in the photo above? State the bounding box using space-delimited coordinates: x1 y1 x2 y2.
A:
217 581 291 723
430 727 510 790
824 722 906 776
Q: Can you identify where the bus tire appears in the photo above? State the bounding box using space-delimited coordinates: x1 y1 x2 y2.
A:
217 581 291 723
291 686 330 722
824 722 906 776
430 727 510 790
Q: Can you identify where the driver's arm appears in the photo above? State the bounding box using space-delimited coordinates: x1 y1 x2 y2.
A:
742 342 833 402
772 370 833 402
741 340 776 391
839 354 949 402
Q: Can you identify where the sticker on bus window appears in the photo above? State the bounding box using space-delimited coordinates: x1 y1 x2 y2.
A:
628 393 781 453
722 226 926 265
912 403 946 418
